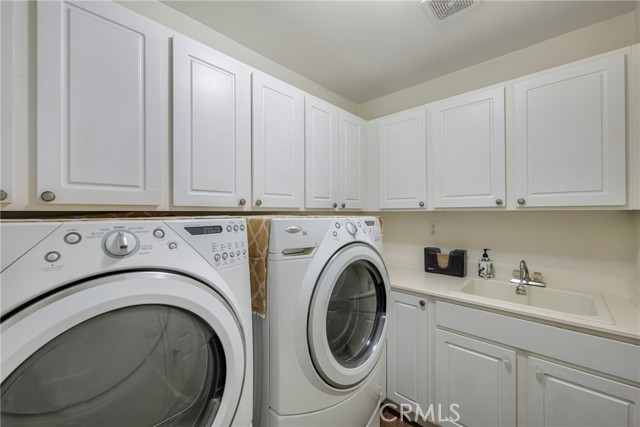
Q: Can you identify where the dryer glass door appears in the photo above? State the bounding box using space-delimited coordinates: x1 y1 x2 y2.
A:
0 272 246 427
308 243 389 389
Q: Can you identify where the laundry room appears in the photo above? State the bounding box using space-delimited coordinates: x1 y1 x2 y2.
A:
1 1 640 427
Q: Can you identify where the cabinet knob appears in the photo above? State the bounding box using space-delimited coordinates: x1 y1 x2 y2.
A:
255 199 262 207
502 356 512 369
41 191 56 202
517 198 526 205
0 190 7 201
419 300 426 307
333 202 338 208
239 198 246 206
495 199 503 205
534 365 544 381
419 201 425 207
341 203 346 208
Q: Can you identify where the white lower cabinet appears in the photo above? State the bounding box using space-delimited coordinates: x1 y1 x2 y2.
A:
528 357 639 427
435 329 516 427
386 292 429 415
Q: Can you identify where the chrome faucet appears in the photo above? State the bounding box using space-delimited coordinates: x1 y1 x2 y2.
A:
516 260 530 295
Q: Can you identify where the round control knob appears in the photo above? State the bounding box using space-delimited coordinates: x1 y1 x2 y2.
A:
495 199 503 206
239 198 246 206
517 198 526 205
222 253 228 260
214 254 221 262
345 222 358 236
102 230 139 258
41 191 56 202
255 199 262 207
230 252 234 258
234 225 239 231
240 225 245 231
227 225 232 232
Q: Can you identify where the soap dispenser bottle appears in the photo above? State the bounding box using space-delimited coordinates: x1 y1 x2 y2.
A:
478 249 494 279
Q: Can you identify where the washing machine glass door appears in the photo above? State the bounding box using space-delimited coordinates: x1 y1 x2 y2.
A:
308 243 389 389
0 272 245 427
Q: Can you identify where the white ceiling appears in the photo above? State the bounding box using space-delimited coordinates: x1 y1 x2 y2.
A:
161 0 638 104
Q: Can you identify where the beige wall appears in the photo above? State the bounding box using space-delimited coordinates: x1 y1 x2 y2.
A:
358 11 638 120
117 1 358 114
380 211 638 292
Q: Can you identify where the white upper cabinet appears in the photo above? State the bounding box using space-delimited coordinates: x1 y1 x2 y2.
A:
429 87 506 208
378 108 427 209
252 72 304 209
305 96 339 209
37 1 163 206
0 0 12 204
514 53 626 207
339 111 366 210
172 35 250 209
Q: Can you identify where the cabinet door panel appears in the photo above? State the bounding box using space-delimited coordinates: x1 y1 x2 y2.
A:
387 292 429 414
379 108 427 209
172 35 250 208
339 111 365 210
528 357 639 427
305 97 338 209
37 1 162 205
515 54 625 207
430 87 505 208
252 72 303 209
0 0 12 204
435 329 516 427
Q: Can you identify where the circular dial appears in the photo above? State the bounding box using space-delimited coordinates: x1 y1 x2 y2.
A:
345 222 358 236
102 230 140 258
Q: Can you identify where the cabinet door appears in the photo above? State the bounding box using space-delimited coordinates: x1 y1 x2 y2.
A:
0 0 12 204
339 111 365 210
305 96 339 209
37 1 163 205
172 35 250 208
435 329 516 427
528 357 639 427
378 108 427 209
514 53 625 207
387 292 429 415
430 87 505 208
252 72 303 209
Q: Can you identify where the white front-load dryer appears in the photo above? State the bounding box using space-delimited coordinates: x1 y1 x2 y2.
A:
0 218 253 427
259 217 389 427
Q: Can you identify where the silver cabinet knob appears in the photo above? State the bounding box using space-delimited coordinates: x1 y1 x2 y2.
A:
341 203 346 208
495 199 503 205
239 198 246 206
333 202 338 208
517 198 526 205
255 199 262 206
419 300 426 307
41 191 56 202
0 190 7 201
419 201 425 207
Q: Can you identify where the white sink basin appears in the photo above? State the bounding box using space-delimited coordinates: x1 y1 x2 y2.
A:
454 279 613 323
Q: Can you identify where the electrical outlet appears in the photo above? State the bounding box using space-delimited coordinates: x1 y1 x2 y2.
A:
429 223 438 236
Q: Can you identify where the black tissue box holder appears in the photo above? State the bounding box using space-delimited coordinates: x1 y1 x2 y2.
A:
424 247 467 278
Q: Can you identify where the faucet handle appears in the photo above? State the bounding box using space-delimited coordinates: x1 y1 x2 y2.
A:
532 272 545 283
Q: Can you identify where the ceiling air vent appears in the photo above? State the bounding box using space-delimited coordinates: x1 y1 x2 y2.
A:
421 0 476 22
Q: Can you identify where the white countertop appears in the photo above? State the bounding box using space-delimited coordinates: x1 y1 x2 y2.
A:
387 264 640 343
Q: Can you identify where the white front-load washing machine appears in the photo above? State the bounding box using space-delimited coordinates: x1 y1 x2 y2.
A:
0 218 253 427
258 217 389 427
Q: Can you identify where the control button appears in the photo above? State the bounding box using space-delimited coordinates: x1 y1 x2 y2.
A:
64 232 81 245
242 249 246 255
335 223 340 229
222 253 228 260
240 225 245 231
227 225 232 232
233 225 239 231
102 230 140 258
333 231 338 237
346 222 358 236
168 241 178 250
236 251 240 256
153 229 165 239
45 251 61 263
230 252 234 258
214 254 221 262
